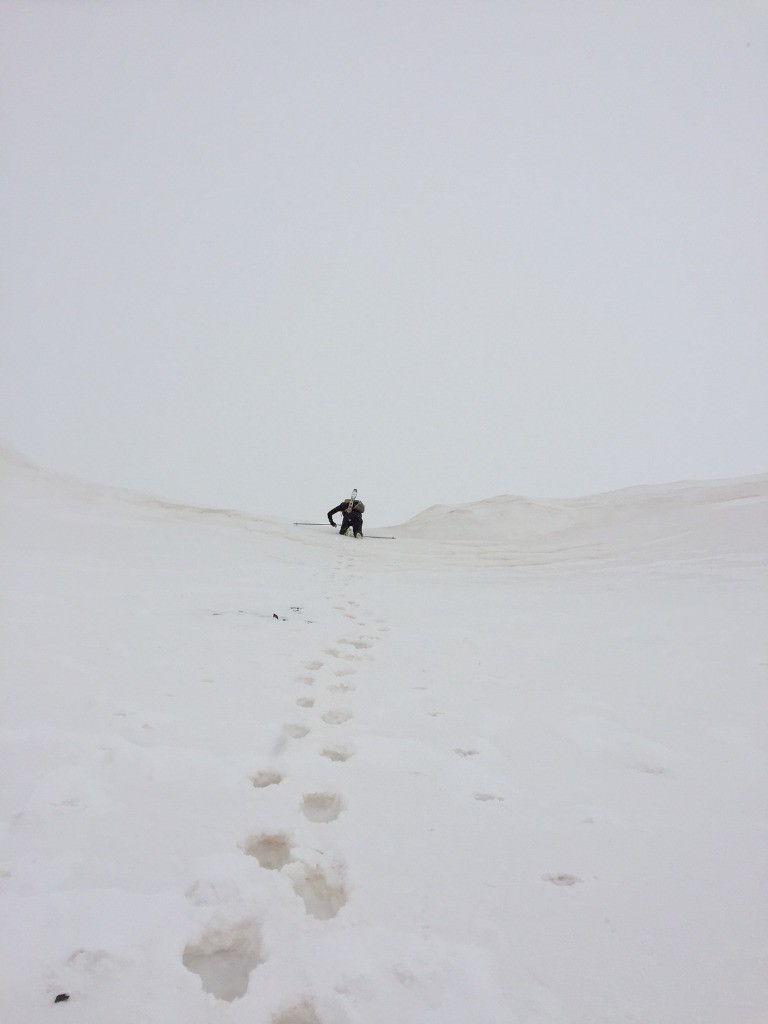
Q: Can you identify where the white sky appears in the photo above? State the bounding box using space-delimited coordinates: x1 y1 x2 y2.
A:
2 0 766 524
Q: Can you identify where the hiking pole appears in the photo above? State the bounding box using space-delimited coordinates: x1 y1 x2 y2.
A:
293 522 395 539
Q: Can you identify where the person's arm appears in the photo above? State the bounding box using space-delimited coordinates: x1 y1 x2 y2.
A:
327 502 345 525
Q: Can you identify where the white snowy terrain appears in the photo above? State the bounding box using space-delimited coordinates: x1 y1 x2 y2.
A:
1 442 767 1024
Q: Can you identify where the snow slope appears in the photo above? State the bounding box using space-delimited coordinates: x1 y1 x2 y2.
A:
2 444 767 1024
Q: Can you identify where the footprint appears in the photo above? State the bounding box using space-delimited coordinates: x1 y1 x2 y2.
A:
339 639 372 650
334 667 356 677
251 771 284 789
474 793 504 802
295 697 315 708
320 746 354 763
455 749 479 758
182 920 263 1001
272 1001 322 1024
244 833 292 870
631 763 669 776
284 724 310 739
324 648 340 658
301 792 344 823
304 660 324 671
321 709 353 726
296 675 315 686
328 681 356 693
285 861 347 920
543 873 582 886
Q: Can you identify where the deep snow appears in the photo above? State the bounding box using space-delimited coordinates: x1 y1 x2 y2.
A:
1 443 767 1023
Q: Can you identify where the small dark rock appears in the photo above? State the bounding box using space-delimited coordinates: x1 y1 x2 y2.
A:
272 613 279 619
54 993 70 1003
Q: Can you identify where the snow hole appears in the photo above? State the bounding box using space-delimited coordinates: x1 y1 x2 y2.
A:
286 863 347 920
284 724 310 739
301 792 344 823
182 920 263 1001
320 747 353 762
251 771 283 788
272 1001 323 1024
321 709 353 725
244 833 293 870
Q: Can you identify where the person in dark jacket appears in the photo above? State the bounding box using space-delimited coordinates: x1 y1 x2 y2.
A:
327 497 365 538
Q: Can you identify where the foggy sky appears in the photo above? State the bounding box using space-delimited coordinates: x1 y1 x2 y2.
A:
2 1 766 524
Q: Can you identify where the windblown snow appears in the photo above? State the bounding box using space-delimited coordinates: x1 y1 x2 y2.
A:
2 442 767 1024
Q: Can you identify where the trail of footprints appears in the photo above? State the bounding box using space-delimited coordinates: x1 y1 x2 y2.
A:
182 584 505 1016
183 594 378 1018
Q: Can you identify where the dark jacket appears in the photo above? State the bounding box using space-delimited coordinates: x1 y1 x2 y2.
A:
328 499 365 526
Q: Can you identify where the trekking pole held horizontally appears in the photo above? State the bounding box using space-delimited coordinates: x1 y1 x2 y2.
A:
293 522 395 539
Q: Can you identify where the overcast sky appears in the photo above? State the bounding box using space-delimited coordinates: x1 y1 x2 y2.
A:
2 1 766 524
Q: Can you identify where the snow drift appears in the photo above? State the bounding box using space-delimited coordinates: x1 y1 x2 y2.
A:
393 475 768 566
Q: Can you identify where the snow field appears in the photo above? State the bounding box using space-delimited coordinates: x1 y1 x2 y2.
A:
1 449 767 1022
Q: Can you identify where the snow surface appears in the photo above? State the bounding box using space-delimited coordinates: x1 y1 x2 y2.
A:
2 442 767 1023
